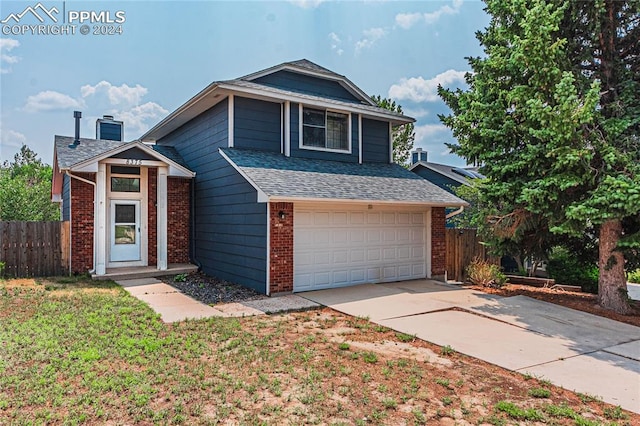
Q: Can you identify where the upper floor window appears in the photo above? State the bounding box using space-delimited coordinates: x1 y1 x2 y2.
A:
302 107 349 152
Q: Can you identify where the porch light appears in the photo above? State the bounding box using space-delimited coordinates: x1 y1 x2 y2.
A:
278 210 287 220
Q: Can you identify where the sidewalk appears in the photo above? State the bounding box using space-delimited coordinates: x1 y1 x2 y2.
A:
116 278 318 322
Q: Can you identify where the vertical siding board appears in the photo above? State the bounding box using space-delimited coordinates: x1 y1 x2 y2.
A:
157 99 268 293
361 118 390 163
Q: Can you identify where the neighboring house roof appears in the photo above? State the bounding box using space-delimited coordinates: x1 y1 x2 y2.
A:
219 148 467 207
140 59 413 142
53 136 193 174
410 161 484 186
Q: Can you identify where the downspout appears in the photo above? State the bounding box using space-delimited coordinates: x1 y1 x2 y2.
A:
446 206 465 220
65 171 97 274
189 179 202 271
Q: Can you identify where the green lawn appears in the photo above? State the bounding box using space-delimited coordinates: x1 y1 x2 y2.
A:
0 277 635 425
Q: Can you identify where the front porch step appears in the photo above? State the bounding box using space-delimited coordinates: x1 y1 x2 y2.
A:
92 263 198 281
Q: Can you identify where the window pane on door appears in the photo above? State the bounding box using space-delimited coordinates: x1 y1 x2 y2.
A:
115 225 136 244
115 204 136 223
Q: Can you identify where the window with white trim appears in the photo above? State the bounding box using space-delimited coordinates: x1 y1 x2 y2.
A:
302 107 349 151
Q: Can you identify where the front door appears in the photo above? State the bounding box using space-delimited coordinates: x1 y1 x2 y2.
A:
110 200 141 262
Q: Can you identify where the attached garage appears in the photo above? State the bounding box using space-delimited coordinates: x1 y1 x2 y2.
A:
293 205 430 291
219 148 467 295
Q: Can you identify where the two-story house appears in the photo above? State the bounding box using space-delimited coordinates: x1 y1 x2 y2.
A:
52 59 466 294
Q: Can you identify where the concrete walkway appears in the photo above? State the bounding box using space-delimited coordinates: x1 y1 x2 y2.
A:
301 280 640 413
117 278 318 322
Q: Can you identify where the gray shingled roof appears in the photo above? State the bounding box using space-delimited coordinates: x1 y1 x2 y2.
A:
55 136 128 169
54 135 190 170
412 161 485 186
221 148 467 206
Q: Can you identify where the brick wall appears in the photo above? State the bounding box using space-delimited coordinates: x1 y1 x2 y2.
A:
269 202 293 293
148 168 157 265
71 173 95 273
431 207 446 278
167 177 190 264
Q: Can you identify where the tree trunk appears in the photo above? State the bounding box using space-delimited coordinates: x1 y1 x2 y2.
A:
598 219 632 314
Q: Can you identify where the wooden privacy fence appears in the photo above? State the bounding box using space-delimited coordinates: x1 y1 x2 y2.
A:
0 221 70 278
445 228 492 282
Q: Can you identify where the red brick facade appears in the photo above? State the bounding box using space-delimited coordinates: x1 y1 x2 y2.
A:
167 177 190 264
148 168 157 265
269 202 294 294
431 207 446 278
70 173 95 273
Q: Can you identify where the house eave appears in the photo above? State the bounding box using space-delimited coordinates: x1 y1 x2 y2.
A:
67 141 195 177
268 196 469 208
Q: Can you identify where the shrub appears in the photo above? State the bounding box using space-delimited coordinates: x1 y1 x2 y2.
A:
628 269 640 284
547 246 598 293
466 258 507 288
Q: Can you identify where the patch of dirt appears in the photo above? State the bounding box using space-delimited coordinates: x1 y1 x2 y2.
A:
469 283 640 327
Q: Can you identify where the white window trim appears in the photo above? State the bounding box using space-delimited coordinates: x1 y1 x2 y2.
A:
298 104 352 154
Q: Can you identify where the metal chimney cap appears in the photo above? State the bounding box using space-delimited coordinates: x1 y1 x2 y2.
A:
102 114 115 120
73 111 82 118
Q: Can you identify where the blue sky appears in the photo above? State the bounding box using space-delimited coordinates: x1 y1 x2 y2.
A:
0 0 489 166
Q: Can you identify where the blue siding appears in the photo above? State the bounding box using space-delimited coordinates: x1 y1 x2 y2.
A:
289 103 359 163
157 98 268 293
234 96 281 152
62 174 70 221
254 70 361 103
362 118 389 163
411 166 461 195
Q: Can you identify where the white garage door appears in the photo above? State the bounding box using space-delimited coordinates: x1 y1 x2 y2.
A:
293 207 427 291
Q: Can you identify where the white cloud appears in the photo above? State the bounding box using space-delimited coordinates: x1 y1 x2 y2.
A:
395 0 463 29
24 90 84 112
355 27 387 53
328 32 344 56
388 69 467 102
0 128 27 150
81 81 148 107
288 0 326 9
415 124 449 141
116 102 168 135
403 107 430 118
0 38 20 73
395 12 423 29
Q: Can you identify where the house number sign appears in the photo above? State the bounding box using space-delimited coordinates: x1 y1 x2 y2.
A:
125 159 142 165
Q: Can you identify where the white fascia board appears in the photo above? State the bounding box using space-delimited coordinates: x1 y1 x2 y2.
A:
218 149 270 203
140 82 221 141
268 196 468 208
216 83 412 125
70 141 195 178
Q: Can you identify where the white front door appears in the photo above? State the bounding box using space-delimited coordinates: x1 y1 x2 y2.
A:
110 200 141 262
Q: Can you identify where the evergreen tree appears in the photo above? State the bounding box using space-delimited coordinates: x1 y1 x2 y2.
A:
439 0 640 313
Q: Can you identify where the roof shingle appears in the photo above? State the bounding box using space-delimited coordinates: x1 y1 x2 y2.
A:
221 148 467 206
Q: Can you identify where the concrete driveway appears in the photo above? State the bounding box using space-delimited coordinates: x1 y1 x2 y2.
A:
301 280 640 413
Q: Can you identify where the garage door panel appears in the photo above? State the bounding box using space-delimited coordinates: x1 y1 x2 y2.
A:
294 208 427 291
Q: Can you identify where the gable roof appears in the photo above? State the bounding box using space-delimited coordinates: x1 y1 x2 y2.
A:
239 59 376 106
410 161 484 186
54 136 193 176
219 148 467 207
140 59 414 142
